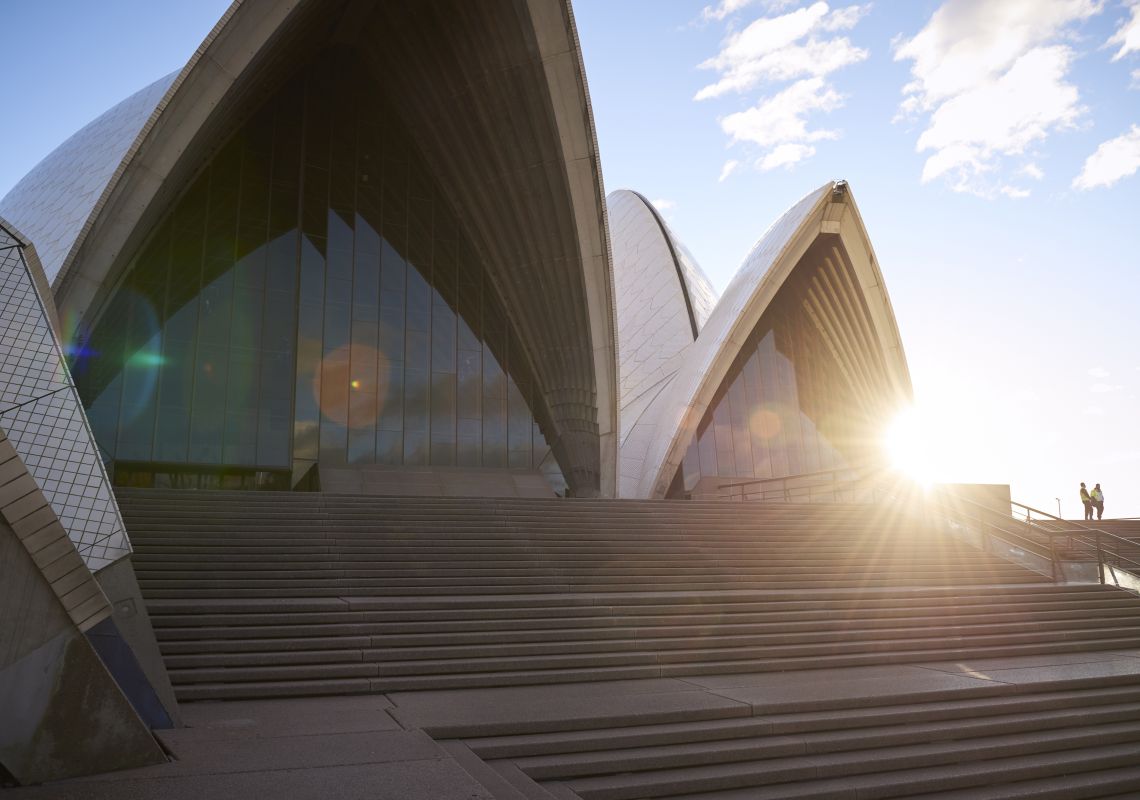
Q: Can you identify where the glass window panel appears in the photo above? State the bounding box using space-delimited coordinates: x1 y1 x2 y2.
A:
403 368 428 432
226 348 260 464
406 263 430 333
431 303 456 373
430 372 456 449
319 417 348 465
457 349 481 420
189 345 228 464
348 390 377 464
697 423 717 479
376 430 402 465
405 329 429 370
75 50 565 490
728 378 752 477
403 430 428 465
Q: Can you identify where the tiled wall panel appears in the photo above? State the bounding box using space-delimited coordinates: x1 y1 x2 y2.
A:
0 220 130 571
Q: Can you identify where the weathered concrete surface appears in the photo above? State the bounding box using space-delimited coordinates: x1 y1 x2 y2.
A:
93 557 181 726
0 506 164 785
7 696 493 800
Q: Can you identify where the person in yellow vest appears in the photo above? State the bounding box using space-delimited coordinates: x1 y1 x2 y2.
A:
1091 484 1105 520
1080 482 1093 520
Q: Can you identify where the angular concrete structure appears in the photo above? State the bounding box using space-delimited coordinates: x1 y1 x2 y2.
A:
0 430 165 785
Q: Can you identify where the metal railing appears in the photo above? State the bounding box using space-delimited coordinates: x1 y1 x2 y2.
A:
1007 501 1140 583
716 466 1140 589
716 466 881 504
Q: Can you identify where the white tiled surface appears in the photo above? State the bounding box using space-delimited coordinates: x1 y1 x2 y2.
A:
0 73 174 285
0 227 130 571
607 189 721 497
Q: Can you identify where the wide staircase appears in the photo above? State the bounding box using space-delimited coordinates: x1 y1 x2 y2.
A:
119 490 1140 798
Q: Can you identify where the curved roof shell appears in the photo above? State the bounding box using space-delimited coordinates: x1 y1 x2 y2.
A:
2 0 619 496
618 180 912 498
0 74 175 287
608 189 719 497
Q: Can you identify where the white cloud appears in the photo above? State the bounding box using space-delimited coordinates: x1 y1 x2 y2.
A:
999 185 1031 198
1086 404 1106 415
721 77 843 147
700 0 800 22
651 198 676 211
1108 0 1140 60
1021 162 1045 180
1132 68 1140 88
894 0 1101 194
718 159 741 182
1073 124 1140 189
696 3 869 100
1090 383 1124 393
760 143 818 170
701 0 758 23
1089 366 1111 378
697 2 870 174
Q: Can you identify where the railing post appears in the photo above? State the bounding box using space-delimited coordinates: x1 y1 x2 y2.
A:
1096 532 1105 585
1048 536 1060 584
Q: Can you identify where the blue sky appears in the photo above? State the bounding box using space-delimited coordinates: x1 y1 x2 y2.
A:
2 1 1139 516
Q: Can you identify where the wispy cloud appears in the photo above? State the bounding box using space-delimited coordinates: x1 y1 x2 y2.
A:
701 0 758 23
651 198 676 211
721 77 843 148
1090 383 1124 393
1021 162 1045 180
700 0 806 24
697 2 869 100
718 159 741 182
1107 0 1140 60
760 143 818 170
1089 366 1111 378
893 0 1101 196
696 2 871 174
1086 404 1106 415
999 185 1031 198
1073 124 1140 189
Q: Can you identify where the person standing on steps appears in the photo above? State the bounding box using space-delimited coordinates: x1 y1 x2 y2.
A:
1091 483 1105 521
1080 482 1093 521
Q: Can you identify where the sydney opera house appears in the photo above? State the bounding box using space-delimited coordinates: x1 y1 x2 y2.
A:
0 0 922 788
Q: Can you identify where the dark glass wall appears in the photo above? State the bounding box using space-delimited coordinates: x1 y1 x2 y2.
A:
74 51 562 489
671 264 878 496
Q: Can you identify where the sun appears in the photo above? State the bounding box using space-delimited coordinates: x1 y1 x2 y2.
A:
885 407 935 487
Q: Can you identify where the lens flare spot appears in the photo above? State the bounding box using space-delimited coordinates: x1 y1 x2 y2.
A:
751 408 782 439
313 344 391 428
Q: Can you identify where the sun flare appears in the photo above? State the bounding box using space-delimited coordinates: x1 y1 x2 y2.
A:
885 408 935 487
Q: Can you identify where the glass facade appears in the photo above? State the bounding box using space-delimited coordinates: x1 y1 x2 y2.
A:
73 51 562 490
670 251 880 496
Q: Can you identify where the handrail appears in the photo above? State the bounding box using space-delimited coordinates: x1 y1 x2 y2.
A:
716 465 879 504
717 465 871 491
1005 500 1140 574
716 465 1140 589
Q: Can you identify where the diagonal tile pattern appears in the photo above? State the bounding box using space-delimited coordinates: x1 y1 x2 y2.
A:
0 226 130 572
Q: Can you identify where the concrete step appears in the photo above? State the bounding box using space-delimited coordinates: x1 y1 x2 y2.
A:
466 683 1140 756
560 723 1140 799
508 701 1140 779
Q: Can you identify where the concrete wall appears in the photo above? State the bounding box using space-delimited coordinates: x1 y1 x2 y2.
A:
0 436 165 785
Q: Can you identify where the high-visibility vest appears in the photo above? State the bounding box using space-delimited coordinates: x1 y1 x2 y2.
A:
1092 490 1103 502
1081 489 1091 502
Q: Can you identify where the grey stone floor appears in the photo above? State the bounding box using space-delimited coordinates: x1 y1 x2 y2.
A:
10 648 1140 799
